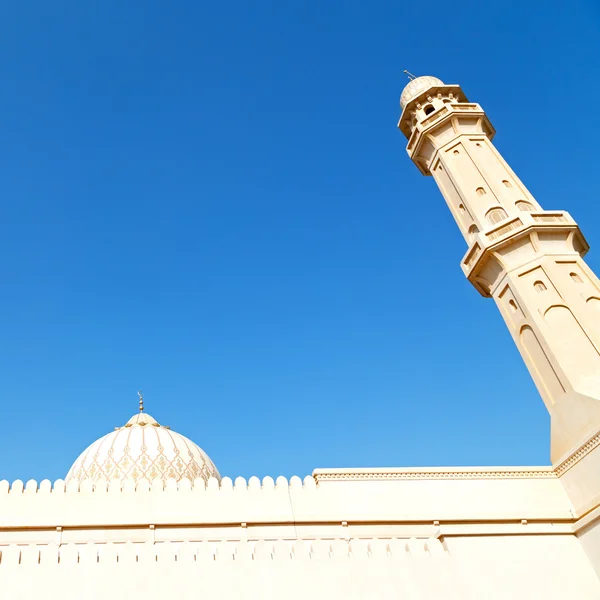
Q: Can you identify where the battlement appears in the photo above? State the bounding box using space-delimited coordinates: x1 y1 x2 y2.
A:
0 475 315 495
0 467 576 542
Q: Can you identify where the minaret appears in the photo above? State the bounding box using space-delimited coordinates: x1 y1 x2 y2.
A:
397 75 600 462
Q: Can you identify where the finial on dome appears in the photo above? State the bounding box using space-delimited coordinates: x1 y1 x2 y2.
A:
137 390 144 412
403 69 417 81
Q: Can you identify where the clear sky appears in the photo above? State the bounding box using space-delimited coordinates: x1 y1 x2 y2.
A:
1 1 599 482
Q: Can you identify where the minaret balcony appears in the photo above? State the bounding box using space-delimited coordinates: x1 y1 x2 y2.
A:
460 211 589 296
402 103 495 175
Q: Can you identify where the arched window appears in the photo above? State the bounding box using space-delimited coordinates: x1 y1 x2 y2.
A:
423 104 435 115
509 299 518 312
534 281 547 293
468 224 479 241
587 297 600 311
486 208 508 225
515 200 535 212
476 187 486 196
570 272 583 284
502 180 512 188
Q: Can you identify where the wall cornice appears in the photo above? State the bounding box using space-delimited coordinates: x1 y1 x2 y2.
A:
553 428 600 477
312 467 556 482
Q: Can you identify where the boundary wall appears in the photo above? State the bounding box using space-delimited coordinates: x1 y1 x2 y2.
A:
0 467 598 598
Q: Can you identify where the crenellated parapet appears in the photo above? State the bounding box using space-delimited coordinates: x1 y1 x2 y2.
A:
0 474 316 495
0 466 576 548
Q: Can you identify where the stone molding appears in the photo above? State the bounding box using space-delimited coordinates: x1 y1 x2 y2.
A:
1 466 568 493
553 429 600 477
313 467 556 482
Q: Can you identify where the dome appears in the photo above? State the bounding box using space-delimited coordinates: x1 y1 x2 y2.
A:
65 411 220 486
400 75 444 110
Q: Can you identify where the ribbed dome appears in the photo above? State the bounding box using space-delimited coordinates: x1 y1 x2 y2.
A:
400 75 444 110
65 411 220 486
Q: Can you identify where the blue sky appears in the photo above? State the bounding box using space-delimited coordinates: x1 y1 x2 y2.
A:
0 1 599 481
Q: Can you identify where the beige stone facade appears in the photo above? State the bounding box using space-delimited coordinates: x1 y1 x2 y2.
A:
1 465 600 598
398 76 600 464
1 76 599 598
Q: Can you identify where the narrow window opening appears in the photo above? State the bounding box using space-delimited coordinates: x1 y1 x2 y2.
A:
534 281 547 293
468 225 479 241
570 272 583 284
476 187 486 196
423 105 435 115
459 204 465 212
508 299 518 312
502 180 512 188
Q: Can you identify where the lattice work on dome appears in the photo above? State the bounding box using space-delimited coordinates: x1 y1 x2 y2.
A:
65 415 220 485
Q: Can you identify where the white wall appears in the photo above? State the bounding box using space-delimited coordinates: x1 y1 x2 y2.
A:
0 468 598 598
0 536 599 600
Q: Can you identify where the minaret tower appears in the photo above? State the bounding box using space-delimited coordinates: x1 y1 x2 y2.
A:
397 75 600 462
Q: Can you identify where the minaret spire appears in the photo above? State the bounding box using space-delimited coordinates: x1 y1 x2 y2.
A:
138 390 144 413
397 75 600 462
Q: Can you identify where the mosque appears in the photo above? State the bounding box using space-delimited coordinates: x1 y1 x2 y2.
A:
1 76 600 598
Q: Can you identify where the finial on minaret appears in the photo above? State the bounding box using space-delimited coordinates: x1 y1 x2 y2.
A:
403 70 417 81
137 390 144 413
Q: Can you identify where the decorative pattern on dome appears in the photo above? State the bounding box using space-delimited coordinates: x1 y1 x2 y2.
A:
400 75 444 110
65 412 220 486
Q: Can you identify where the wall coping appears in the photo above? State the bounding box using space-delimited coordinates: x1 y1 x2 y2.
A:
312 466 556 482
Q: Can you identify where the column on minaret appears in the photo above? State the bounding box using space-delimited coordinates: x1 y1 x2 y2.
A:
398 76 600 462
